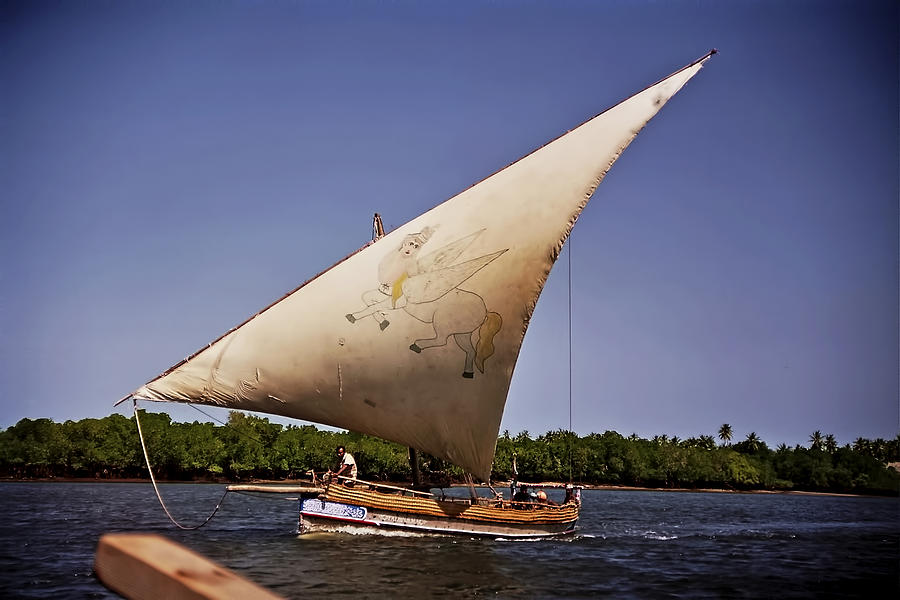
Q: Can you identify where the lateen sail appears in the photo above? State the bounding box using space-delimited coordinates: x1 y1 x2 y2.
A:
128 54 713 480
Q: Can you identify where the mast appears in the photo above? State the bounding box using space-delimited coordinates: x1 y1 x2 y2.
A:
372 213 385 240
409 448 422 487
374 212 421 487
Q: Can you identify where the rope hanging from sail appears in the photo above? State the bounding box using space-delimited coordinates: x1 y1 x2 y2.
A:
567 235 574 484
132 400 229 530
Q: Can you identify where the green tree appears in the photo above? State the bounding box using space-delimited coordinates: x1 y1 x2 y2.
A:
3 412 899 495
809 430 824 452
177 421 225 477
734 431 768 456
718 424 733 446
697 435 716 451
722 450 761 488
1 418 69 477
219 412 281 479
869 438 889 463
745 432 760 453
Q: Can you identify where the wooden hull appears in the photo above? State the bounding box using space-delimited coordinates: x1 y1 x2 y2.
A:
299 484 579 538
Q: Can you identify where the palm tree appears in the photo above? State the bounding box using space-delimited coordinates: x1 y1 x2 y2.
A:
809 430 824 451
745 431 760 453
824 434 837 454
699 435 716 451
853 437 870 454
718 424 733 446
776 443 788 453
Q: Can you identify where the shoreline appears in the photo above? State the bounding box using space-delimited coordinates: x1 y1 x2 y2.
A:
580 483 871 498
0 477 888 498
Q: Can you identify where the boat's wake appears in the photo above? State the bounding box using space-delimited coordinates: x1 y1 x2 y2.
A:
298 525 436 538
494 532 586 543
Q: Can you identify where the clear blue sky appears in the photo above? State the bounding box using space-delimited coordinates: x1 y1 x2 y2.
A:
2 0 897 449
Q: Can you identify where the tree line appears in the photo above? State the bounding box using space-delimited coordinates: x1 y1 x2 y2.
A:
0 412 897 496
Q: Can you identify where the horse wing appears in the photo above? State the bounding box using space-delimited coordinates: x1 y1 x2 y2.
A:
403 249 507 303
416 230 485 274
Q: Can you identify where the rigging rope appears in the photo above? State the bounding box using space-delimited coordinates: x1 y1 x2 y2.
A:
133 400 229 530
187 403 267 447
568 235 574 484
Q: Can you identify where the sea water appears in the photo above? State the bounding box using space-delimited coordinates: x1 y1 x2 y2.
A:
0 482 896 598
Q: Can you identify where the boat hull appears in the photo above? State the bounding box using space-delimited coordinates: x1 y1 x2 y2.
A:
299 485 578 538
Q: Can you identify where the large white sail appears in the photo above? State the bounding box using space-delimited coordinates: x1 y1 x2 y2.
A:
128 54 713 480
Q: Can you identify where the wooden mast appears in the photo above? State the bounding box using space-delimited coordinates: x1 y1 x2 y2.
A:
372 213 422 488
409 448 422 487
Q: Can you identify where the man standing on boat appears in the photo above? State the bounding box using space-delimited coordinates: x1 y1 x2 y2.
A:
330 446 357 484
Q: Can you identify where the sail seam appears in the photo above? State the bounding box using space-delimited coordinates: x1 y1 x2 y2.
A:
338 363 344 402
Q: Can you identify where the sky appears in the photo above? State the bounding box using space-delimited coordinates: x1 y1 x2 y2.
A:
1 0 897 450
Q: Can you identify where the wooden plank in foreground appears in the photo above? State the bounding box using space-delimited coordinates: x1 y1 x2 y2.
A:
95 533 283 600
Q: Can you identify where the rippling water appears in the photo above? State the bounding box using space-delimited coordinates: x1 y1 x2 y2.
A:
0 482 896 598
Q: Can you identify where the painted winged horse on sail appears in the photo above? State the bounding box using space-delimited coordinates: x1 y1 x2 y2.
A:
346 227 505 378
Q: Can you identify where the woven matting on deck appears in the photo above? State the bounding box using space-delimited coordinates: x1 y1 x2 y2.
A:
324 485 578 525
